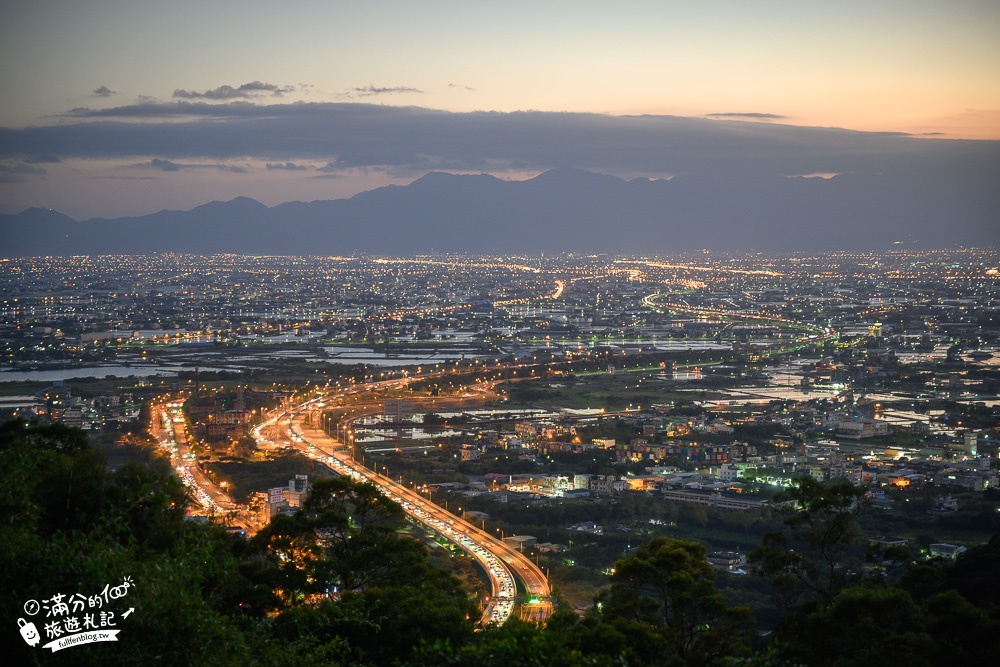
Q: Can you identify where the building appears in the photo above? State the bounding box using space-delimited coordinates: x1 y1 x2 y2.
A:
539 441 594 455
267 486 288 518
837 417 889 439
568 521 603 534
287 474 311 507
929 543 967 559
515 421 541 438
927 495 959 515
59 407 85 427
624 475 663 491
869 536 908 550
963 432 978 455
541 425 569 440
716 463 741 482
660 488 769 511
589 474 628 495
492 490 548 505
706 551 747 572
205 410 251 439
383 399 413 422
707 420 734 435
503 535 537 551
618 441 730 464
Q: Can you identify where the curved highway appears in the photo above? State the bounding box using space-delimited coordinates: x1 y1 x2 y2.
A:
255 392 553 626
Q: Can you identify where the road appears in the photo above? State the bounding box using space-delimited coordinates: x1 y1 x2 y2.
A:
148 396 251 528
255 389 553 625
150 368 552 625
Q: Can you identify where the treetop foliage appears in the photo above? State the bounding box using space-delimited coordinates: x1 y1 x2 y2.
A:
2 423 997 666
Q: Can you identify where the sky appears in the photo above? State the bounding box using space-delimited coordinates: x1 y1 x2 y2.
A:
1 0 998 219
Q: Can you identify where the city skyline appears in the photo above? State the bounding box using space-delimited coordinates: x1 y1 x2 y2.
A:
1 0 998 220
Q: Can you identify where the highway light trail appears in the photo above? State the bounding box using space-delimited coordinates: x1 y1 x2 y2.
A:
254 387 553 626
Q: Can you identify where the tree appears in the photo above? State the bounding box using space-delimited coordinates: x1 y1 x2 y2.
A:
943 532 1000 609
235 435 258 457
251 476 417 595
920 588 1000 664
0 420 475 666
249 475 478 663
749 477 869 609
596 536 755 665
777 586 935 666
0 419 265 666
405 617 623 667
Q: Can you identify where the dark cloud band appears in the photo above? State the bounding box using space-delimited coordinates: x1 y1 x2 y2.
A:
706 112 786 120
133 158 248 173
352 85 423 96
1 102 996 184
173 81 295 100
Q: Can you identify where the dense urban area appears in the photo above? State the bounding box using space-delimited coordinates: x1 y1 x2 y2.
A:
3 249 999 665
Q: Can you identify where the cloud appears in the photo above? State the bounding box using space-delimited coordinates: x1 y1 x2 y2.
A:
448 83 476 91
93 85 118 97
785 172 841 179
706 112 786 121
173 81 295 100
352 85 423 97
146 158 181 171
5 102 997 188
89 175 156 181
0 161 47 182
62 100 261 118
266 161 309 171
133 159 247 173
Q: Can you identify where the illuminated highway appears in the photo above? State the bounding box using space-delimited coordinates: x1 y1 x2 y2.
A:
151 367 553 625
148 397 241 516
254 387 553 626
642 292 837 343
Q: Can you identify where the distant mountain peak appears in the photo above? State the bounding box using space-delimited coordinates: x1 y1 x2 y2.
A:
410 171 502 186
527 168 623 185
230 195 266 206
533 166 603 177
12 207 78 223
1 165 995 256
191 196 267 213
